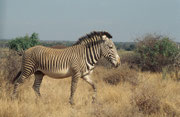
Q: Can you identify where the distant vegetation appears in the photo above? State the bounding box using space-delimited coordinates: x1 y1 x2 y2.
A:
40 40 74 47
114 42 135 51
0 39 8 48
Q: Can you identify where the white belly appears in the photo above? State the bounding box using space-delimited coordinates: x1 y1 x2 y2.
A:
40 69 72 79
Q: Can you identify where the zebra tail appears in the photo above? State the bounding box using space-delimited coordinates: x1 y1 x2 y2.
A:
12 71 21 84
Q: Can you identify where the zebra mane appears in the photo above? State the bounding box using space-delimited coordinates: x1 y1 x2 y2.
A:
73 31 112 46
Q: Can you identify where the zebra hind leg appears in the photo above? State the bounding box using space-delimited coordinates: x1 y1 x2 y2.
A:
12 74 30 98
12 71 21 84
12 59 37 99
32 71 44 97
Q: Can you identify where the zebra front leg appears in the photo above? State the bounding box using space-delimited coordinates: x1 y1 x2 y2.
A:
69 73 80 105
33 71 44 97
82 75 97 103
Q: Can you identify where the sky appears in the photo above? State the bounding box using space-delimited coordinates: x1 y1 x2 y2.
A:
0 0 180 42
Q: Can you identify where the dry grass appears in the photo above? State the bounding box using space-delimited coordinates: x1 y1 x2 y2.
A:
0 66 180 117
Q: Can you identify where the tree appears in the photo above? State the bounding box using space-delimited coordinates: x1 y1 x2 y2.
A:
8 33 40 52
30 33 39 46
136 34 179 72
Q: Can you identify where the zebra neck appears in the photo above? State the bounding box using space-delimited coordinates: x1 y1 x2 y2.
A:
85 45 101 67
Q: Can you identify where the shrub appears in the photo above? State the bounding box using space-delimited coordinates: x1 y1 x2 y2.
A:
133 83 161 115
96 57 112 68
0 50 21 82
136 34 179 72
8 33 40 52
120 51 140 70
100 64 139 85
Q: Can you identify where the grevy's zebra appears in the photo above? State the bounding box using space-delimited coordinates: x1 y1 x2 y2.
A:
12 31 121 105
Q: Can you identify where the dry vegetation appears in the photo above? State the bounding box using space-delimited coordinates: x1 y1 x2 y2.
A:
0 49 180 117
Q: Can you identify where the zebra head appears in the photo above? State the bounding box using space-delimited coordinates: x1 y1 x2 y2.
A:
101 35 121 67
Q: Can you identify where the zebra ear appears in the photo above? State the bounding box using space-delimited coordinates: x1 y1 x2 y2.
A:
102 35 108 41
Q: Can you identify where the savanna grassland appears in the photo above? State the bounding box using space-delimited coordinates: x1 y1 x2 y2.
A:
0 49 180 117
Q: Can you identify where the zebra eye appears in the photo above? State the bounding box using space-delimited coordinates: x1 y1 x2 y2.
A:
109 45 113 49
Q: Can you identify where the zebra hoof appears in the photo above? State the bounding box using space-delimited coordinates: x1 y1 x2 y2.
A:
92 96 96 103
11 94 18 100
69 100 75 105
70 102 75 105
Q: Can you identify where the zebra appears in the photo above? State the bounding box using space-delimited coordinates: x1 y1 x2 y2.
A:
12 31 121 105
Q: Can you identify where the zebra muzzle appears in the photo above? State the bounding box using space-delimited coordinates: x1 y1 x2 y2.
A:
117 57 121 66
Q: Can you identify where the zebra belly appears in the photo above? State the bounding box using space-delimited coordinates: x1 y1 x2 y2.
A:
39 69 72 79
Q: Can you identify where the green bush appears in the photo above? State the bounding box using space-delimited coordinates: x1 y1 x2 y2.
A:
136 34 179 72
8 33 40 52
